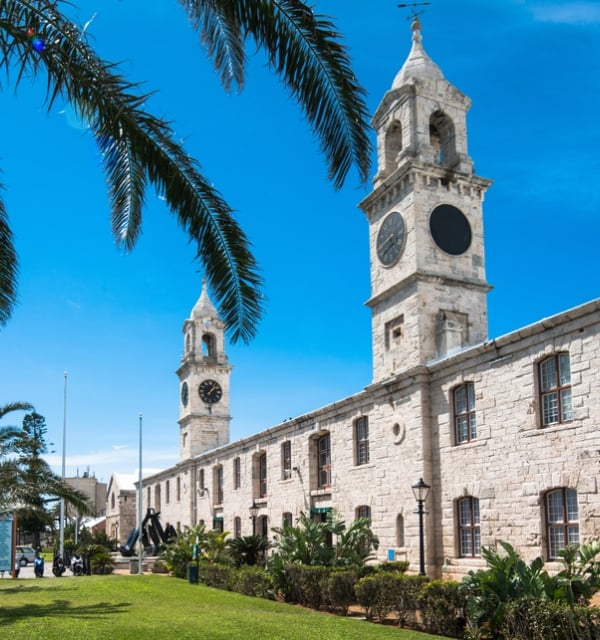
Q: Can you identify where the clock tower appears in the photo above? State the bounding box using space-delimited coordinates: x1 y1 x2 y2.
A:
360 17 492 382
176 280 232 460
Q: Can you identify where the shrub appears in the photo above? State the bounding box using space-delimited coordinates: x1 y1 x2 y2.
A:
418 580 465 638
198 561 234 590
375 560 409 574
355 574 380 620
327 569 357 615
502 597 600 640
296 565 330 610
232 565 274 599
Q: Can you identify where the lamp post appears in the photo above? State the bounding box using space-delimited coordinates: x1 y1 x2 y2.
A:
411 477 431 576
137 412 143 575
249 500 259 536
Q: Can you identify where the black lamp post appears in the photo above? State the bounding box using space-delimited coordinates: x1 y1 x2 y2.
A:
411 477 431 576
249 499 259 536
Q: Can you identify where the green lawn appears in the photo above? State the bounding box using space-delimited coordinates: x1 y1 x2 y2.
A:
0 574 445 639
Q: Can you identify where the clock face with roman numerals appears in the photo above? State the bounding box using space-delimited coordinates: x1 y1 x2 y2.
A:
376 211 406 267
198 379 222 404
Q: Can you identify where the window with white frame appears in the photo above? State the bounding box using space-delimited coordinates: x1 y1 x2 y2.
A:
458 496 481 557
546 488 579 559
355 416 370 465
539 353 573 426
317 433 331 488
282 441 292 480
454 382 476 444
233 457 241 490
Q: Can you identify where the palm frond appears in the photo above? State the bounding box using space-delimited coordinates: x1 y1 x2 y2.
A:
184 0 372 189
178 0 246 92
0 401 34 420
0 184 18 326
0 0 263 343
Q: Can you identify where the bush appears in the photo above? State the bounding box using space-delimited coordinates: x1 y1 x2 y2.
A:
355 573 380 620
296 565 330 610
198 561 234 590
327 569 358 615
374 560 409 574
232 565 273 599
418 580 465 638
502 598 600 640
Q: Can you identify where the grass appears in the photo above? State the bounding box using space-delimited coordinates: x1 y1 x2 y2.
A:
0 574 445 640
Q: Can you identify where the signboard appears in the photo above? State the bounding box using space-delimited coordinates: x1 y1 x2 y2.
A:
0 513 15 573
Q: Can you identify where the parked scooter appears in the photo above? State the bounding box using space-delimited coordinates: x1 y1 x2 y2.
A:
52 554 66 577
70 553 84 576
33 552 44 578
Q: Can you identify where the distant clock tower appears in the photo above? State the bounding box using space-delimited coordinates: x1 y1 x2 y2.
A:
360 17 492 382
176 280 232 460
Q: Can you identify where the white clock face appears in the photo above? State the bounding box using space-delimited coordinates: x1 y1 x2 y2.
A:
376 211 406 267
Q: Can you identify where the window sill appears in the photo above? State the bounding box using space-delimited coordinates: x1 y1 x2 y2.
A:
524 421 578 438
310 488 332 497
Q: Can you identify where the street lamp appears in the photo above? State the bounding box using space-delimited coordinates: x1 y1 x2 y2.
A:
411 477 431 576
249 500 259 536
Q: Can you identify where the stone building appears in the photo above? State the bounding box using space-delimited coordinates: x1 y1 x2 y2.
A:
65 472 107 517
114 17 600 579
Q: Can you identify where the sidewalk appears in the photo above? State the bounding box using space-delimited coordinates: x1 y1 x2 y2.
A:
2 563 79 580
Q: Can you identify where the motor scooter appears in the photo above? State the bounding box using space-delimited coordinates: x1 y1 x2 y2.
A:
33 554 44 578
52 554 66 577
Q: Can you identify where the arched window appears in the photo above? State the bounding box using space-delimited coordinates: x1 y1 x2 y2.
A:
234 516 242 539
110 493 115 510
458 496 480 557
201 333 217 359
384 121 402 172
545 488 579 559
356 505 371 522
396 514 404 547
429 110 456 166
213 465 224 504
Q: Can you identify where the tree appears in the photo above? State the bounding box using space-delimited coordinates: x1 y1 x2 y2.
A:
0 1 371 342
0 411 92 547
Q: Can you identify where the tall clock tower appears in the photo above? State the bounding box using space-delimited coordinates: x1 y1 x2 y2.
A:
360 17 492 382
176 280 232 460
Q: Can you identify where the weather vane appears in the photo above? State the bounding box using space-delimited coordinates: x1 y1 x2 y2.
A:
397 1 431 19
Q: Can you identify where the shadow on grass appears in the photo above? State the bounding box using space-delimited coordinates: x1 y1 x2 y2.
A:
0 599 131 623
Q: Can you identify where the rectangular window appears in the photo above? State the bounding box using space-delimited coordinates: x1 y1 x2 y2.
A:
176 477 181 502
454 383 477 444
282 512 293 528
213 517 224 533
458 496 481 557
165 480 170 504
234 516 241 539
318 434 331 488
546 488 579 559
233 457 241 490
282 441 292 479
540 353 573 426
259 453 267 498
199 468 205 491
215 466 224 504
355 416 370 465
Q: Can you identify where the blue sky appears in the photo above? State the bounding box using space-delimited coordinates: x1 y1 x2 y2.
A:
1 0 599 483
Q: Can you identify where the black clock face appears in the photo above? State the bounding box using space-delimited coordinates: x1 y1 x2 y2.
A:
429 204 472 255
198 379 222 404
181 382 189 407
376 211 406 267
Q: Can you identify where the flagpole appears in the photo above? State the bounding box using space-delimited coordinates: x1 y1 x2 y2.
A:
138 412 143 574
59 371 67 558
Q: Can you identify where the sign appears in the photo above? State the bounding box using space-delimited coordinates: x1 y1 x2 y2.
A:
0 513 15 572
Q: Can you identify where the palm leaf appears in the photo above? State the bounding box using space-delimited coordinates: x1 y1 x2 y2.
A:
181 0 372 189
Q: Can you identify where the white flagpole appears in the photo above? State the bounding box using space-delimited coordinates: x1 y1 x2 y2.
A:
138 412 143 574
59 371 67 558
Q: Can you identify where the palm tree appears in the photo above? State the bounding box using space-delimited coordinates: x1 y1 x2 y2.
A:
0 408 92 530
0 1 371 342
